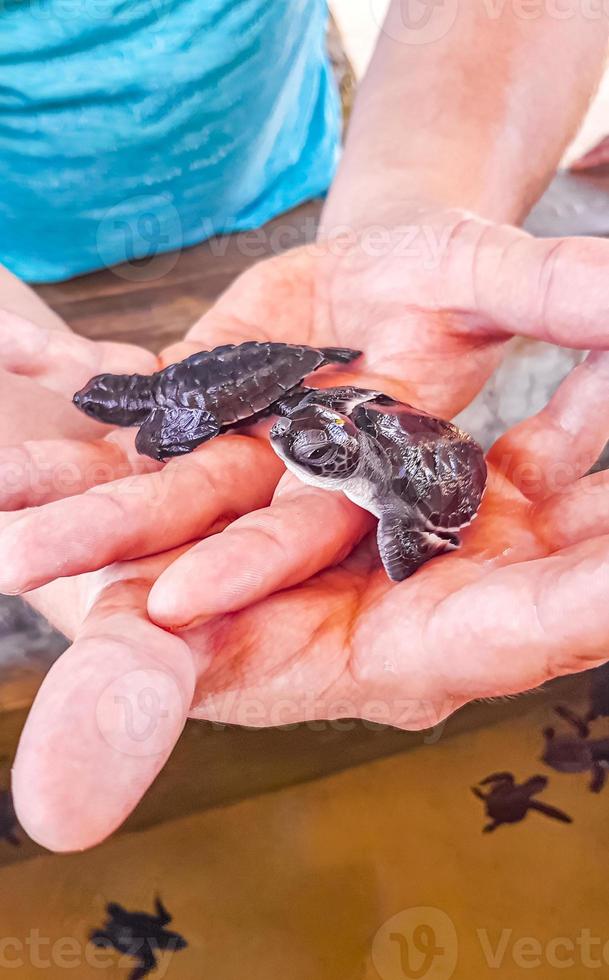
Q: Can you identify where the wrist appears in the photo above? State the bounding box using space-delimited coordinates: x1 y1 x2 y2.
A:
323 6 608 235
320 149 549 236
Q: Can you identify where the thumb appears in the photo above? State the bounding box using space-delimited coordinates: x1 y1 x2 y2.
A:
12 567 195 852
447 220 609 349
0 310 158 397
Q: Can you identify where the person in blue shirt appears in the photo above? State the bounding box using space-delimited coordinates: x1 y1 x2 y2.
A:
2 1 609 851
0 0 340 281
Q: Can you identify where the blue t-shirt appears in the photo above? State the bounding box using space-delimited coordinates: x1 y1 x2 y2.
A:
0 0 340 282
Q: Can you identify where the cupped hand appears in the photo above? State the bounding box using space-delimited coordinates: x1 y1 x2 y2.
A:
11 350 609 852
2 208 609 597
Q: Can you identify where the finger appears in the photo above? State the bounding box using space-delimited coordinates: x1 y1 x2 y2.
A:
0 431 160 510
427 533 609 700
0 435 283 593
12 569 195 851
533 470 609 551
1 271 68 332
148 478 373 628
0 369 104 444
570 136 609 172
487 351 609 500
449 221 609 348
0 310 157 396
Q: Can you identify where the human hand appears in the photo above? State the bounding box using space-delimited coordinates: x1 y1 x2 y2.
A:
10 349 609 852
2 208 609 599
0 308 164 503
142 210 609 626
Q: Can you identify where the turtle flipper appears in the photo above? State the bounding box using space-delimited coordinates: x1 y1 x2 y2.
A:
154 896 172 926
135 408 220 460
528 801 573 824
128 945 157 980
590 761 607 793
376 512 460 582
319 347 361 365
275 385 384 418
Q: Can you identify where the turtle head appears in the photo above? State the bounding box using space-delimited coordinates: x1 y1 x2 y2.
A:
73 374 152 426
270 407 360 486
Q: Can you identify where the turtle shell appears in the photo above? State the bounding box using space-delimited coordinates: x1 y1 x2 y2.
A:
153 342 360 426
350 399 487 531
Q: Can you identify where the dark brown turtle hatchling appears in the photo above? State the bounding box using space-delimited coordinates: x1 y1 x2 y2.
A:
73 342 361 460
269 386 487 581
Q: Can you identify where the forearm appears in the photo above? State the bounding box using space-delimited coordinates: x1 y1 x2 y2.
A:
323 0 608 229
0 264 68 331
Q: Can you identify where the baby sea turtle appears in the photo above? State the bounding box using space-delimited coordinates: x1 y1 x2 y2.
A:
270 386 487 581
74 347 485 582
73 342 361 460
472 772 572 833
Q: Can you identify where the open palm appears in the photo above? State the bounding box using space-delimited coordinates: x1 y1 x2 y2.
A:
10 349 609 852
0 208 606 599
4 208 609 850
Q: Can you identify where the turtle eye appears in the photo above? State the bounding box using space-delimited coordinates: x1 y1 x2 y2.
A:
308 446 331 462
299 443 337 466
292 433 326 460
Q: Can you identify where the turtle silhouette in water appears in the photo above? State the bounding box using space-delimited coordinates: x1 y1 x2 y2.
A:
542 705 609 793
472 772 572 832
89 897 187 980
73 342 361 460
270 386 486 581
574 662 609 726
